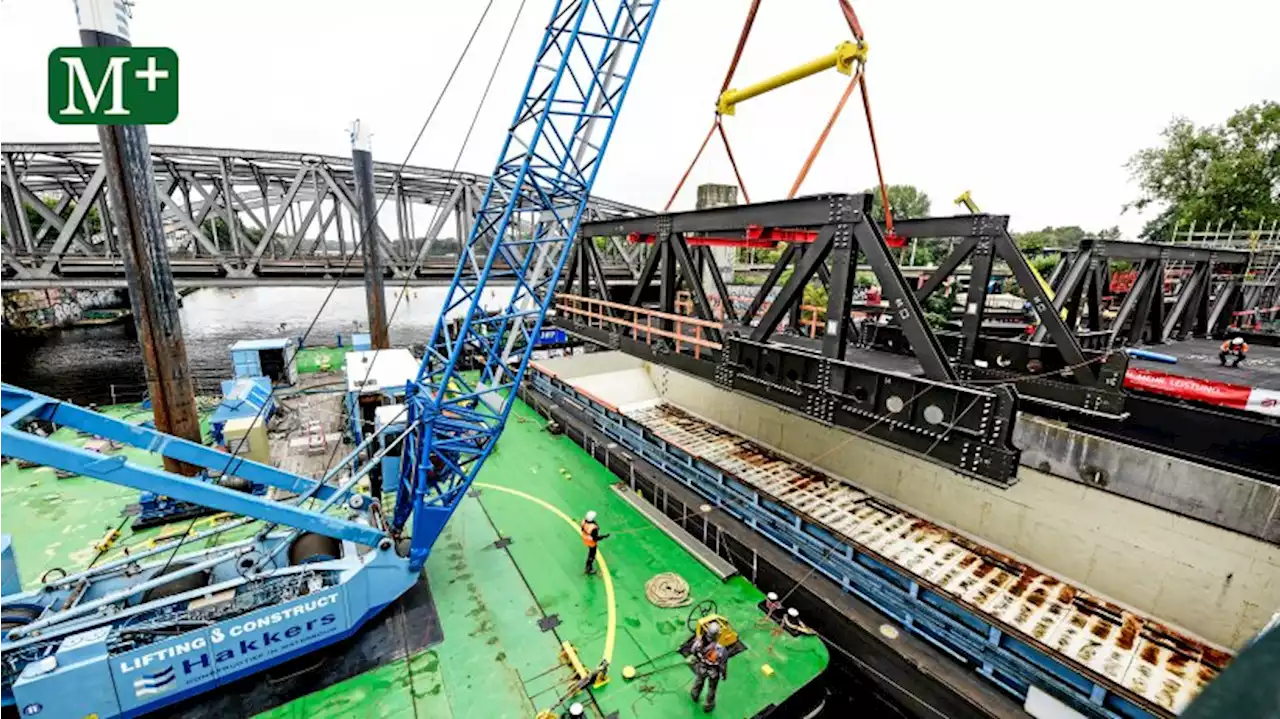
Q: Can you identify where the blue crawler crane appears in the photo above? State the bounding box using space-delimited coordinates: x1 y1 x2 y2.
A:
0 1 660 716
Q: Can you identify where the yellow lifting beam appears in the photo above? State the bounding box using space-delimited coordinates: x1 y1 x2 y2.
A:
954 189 1061 312
953 190 980 214
717 40 866 116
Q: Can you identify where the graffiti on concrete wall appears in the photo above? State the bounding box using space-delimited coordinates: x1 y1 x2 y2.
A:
2 288 125 330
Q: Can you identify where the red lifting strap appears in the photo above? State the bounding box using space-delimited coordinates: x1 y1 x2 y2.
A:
666 0 898 249
626 226 818 248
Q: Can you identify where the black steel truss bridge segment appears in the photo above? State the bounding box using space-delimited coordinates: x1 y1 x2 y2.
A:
1034 238 1253 347
897 216 1132 416
562 194 1023 485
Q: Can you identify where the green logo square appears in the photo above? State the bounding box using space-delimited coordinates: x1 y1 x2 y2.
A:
48 47 179 125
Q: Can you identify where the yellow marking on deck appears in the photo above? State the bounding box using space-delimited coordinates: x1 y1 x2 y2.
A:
474 481 618 665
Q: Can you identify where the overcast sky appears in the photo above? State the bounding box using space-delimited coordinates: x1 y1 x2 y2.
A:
2 0 1277 237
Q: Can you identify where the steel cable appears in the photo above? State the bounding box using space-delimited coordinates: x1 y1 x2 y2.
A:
150 0 500 577
313 0 533 485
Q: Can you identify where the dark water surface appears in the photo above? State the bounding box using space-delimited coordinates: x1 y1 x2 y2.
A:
1 286 499 404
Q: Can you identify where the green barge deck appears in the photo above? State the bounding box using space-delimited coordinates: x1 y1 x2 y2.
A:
1 394 828 718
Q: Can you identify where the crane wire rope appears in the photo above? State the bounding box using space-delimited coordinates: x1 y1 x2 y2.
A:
149 0 500 577
313 0 534 493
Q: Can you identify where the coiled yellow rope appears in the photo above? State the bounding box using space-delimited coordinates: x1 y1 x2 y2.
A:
644 572 691 608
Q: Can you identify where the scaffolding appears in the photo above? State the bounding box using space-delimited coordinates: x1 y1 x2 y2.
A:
1169 220 1280 333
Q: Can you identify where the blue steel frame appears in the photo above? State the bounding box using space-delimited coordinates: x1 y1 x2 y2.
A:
392 0 662 569
0 384 382 547
526 370 1165 719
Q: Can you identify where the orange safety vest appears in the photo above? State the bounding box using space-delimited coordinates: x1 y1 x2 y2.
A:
1222 340 1250 353
580 520 598 548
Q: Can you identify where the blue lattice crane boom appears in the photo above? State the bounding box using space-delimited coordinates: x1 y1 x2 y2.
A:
0 2 661 716
391 0 661 569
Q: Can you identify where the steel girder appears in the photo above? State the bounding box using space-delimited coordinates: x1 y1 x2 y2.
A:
560 194 1023 485
1025 238 1250 346
0 143 645 287
898 223 1131 416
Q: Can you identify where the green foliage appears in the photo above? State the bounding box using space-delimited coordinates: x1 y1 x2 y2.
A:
22 195 102 238
803 283 827 308
862 184 931 221
1013 226 1087 252
198 216 289 253
921 282 957 330
903 239 955 267
735 246 783 263
1126 101 1280 240
1030 254 1060 276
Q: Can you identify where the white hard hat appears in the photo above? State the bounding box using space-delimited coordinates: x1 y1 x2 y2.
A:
1232 337 1244 345
585 511 597 522
705 620 720 636
569 702 585 717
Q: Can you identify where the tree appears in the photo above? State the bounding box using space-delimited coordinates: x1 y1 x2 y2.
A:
862 184 931 221
861 184 938 265
1013 226 1087 253
1126 101 1280 241
23 195 102 239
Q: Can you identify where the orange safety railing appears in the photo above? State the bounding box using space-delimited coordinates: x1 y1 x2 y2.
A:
673 291 827 338
554 294 723 358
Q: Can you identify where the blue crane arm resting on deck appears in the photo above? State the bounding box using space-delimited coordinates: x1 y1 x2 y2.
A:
0 384 383 545
1 383 341 503
391 0 662 570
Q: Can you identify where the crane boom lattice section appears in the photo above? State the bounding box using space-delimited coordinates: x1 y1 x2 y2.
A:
393 0 660 569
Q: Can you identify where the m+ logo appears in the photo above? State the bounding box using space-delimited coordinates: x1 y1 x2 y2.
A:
48 47 179 125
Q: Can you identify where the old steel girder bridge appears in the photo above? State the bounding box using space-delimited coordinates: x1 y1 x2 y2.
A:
0 143 645 289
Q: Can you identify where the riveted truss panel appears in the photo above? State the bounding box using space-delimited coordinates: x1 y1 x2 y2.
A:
1 143 646 287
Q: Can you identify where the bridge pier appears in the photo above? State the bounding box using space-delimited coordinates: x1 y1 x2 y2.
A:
75 1 201 473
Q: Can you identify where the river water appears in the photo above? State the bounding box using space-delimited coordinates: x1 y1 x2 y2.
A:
1 286 502 404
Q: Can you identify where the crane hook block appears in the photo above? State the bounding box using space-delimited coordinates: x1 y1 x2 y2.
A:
718 41 867 116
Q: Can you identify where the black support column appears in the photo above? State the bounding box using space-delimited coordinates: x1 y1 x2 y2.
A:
76 2 201 474
351 120 390 349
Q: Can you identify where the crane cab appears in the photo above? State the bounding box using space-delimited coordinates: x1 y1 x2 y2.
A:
343 349 419 445
374 404 409 485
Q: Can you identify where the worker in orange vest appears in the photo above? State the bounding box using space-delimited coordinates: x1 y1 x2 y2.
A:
689 620 730 712
580 510 609 575
1220 337 1249 367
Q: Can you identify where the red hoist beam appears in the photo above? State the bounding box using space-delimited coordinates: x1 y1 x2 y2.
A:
626 225 819 248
